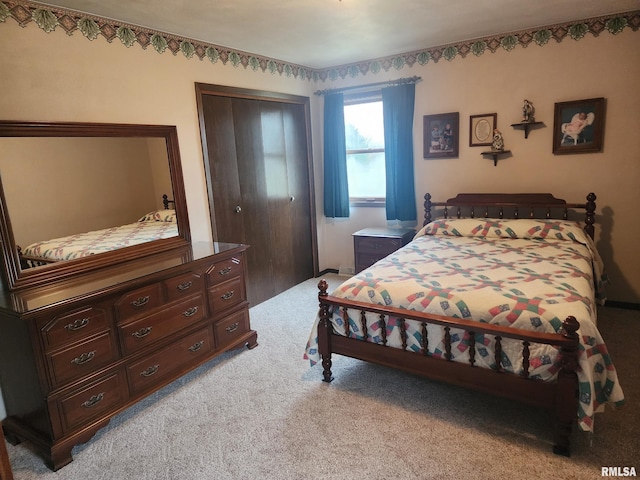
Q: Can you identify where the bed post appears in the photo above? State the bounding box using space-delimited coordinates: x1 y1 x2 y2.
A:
584 192 596 240
317 280 334 383
424 193 433 226
553 316 580 457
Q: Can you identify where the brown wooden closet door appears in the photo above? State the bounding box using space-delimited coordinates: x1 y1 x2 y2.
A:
199 88 316 306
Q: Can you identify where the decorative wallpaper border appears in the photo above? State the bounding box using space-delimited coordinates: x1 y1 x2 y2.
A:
1 0 638 83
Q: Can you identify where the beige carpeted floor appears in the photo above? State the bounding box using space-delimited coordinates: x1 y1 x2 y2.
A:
3 274 638 480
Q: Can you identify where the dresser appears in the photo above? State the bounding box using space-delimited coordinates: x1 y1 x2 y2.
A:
0 242 256 471
353 227 416 273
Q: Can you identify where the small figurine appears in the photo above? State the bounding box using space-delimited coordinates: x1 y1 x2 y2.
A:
492 129 504 151
522 99 535 122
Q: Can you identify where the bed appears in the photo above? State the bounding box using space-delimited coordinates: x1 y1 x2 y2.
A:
18 195 178 268
305 192 624 456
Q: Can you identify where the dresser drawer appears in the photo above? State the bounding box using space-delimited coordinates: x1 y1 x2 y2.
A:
47 331 119 387
114 283 164 321
213 308 250 349
208 277 245 315
164 272 203 303
206 256 243 286
118 295 206 355
126 326 214 395
57 371 128 432
40 307 111 350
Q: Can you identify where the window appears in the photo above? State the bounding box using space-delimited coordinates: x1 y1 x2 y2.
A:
344 94 385 206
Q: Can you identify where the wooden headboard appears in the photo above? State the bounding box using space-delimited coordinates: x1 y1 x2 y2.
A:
423 192 596 239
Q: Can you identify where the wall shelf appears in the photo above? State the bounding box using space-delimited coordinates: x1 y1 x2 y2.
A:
481 149 511 166
511 121 544 139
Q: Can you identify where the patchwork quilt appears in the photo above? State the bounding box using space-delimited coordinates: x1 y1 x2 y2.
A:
305 218 625 431
21 209 178 265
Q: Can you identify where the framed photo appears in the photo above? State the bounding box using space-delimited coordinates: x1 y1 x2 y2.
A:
423 112 459 158
553 97 605 155
469 113 497 147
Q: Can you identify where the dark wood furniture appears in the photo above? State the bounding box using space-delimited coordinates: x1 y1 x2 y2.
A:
353 227 415 273
0 425 13 480
317 192 597 456
0 121 191 292
0 242 257 471
196 84 318 306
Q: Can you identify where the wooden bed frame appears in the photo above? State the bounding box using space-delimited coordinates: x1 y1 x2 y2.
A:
317 192 597 456
17 194 176 268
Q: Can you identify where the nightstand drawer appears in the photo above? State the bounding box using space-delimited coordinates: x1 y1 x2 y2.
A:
353 227 415 273
355 236 404 255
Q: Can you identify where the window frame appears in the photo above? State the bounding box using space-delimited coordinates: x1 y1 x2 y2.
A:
344 91 385 207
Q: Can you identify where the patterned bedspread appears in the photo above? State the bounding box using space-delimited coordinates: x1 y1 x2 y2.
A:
21 209 178 265
305 218 625 431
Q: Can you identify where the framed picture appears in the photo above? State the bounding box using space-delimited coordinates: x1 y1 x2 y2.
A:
469 113 497 147
423 112 459 158
553 97 605 155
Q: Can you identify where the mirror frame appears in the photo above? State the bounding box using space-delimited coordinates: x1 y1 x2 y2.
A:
0 121 191 291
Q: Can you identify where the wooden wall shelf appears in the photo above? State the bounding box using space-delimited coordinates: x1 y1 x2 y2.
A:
511 121 544 139
481 149 511 166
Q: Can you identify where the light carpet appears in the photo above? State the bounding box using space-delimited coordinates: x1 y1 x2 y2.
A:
4 274 638 480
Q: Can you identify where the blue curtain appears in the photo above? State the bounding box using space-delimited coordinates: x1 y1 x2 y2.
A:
382 83 417 222
323 93 350 218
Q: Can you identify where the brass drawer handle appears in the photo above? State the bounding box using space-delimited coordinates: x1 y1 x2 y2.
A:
221 290 235 300
131 295 150 308
140 365 159 377
81 392 104 408
218 266 232 276
183 306 199 318
189 340 205 352
132 326 153 338
65 317 89 331
225 322 239 333
71 350 96 365
177 281 193 291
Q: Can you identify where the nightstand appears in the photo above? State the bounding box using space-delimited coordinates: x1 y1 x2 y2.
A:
353 227 415 273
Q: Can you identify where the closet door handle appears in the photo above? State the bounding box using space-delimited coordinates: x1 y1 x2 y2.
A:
235 206 242 213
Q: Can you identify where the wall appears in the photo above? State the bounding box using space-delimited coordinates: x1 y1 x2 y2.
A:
0 9 638 419
0 137 164 246
319 30 640 305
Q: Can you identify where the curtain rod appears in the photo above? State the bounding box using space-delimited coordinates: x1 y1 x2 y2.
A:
314 75 421 96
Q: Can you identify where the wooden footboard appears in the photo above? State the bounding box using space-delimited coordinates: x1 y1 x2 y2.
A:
316 280 580 456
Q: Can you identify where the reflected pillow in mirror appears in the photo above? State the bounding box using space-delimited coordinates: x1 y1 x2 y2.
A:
138 209 177 223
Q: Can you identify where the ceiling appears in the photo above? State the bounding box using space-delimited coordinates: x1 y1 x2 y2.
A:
38 0 639 69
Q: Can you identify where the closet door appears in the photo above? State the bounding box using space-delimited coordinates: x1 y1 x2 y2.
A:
197 85 317 306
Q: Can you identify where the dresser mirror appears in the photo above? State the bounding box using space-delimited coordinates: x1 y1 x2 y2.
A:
0 121 191 291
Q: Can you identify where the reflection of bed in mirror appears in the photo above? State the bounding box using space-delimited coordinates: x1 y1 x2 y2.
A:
18 195 177 268
0 121 191 291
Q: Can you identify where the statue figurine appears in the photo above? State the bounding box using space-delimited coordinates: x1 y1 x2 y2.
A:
492 129 504 151
522 99 534 122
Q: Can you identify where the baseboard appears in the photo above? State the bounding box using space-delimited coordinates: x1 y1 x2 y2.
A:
317 268 339 277
604 300 640 310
